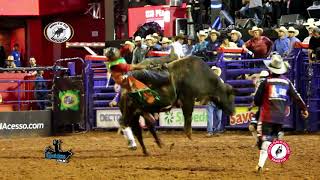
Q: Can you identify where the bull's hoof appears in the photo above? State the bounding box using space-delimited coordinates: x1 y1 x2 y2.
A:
156 140 164 148
143 151 150 156
186 133 192 140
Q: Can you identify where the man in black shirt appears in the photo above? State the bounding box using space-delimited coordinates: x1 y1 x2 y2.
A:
308 27 320 63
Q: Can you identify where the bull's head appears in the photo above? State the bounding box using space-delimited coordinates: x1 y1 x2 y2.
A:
214 84 236 115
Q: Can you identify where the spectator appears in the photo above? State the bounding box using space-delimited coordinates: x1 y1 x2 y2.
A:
206 66 224 137
303 18 317 44
145 35 159 58
0 44 5 68
229 30 244 48
308 27 320 63
206 29 221 61
248 0 263 23
220 36 237 48
287 27 301 58
272 26 290 57
121 41 135 64
171 34 185 59
243 26 273 59
28 57 38 76
5 55 16 69
159 37 172 52
152 33 162 50
11 43 21 67
34 70 48 110
132 36 147 64
193 30 208 57
183 36 195 56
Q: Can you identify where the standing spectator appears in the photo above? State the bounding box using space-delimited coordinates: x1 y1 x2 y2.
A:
243 26 273 59
171 34 185 59
206 66 224 137
11 43 21 67
183 36 195 56
229 30 244 48
193 30 208 57
272 26 290 57
0 44 6 68
5 55 16 69
248 0 263 23
303 19 317 44
28 57 38 76
287 27 301 58
308 27 320 63
34 70 48 110
152 33 162 50
159 37 172 52
132 36 147 64
144 35 158 58
206 29 221 61
254 54 308 172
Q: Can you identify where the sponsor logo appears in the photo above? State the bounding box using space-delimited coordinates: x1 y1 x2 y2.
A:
59 90 80 111
230 107 258 126
268 140 291 163
44 139 73 163
0 123 44 130
44 21 74 43
159 108 208 127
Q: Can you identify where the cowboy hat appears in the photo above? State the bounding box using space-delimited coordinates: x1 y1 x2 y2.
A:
228 30 242 38
259 70 269 78
7 55 14 61
248 26 263 36
124 41 135 47
159 37 172 44
152 33 161 40
303 18 316 26
275 26 288 36
175 33 185 40
263 54 288 74
197 30 208 38
209 29 221 36
211 66 222 76
134 36 142 41
145 35 155 41
287 26 299 36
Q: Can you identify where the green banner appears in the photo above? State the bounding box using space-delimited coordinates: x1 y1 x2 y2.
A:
58 90 80 111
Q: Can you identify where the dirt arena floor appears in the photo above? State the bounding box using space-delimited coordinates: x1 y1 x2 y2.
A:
0 131 319 180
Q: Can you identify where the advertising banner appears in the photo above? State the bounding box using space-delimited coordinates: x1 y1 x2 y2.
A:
0 111 51 137
159 107 208 127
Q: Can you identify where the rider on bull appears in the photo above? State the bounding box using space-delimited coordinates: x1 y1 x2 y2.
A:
104 47 169 150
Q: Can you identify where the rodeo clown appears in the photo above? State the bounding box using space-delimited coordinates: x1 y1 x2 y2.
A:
253 54 309 172
104 47 169 150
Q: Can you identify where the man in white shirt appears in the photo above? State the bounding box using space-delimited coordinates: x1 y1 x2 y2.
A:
171 34 185 59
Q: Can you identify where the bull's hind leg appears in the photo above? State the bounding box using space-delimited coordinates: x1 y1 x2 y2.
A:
181 97 195 140
145 117 163 148
131 114 149 156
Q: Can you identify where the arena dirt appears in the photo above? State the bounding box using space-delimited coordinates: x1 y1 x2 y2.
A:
0 131 319 179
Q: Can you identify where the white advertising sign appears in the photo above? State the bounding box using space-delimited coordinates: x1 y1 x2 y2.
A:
96 109 121 128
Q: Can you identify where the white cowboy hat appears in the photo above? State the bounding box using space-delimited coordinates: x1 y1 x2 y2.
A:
197 30 208 38
159 37 172 44
263 54 288 74
123 41 135 48
7 55 14 61
145 35 155 41
303 18 316 26
275 26 288 36
259 70 269 78
229 30 242 38
211 66 222 76
152 33 160 37
134 36 142 42
209 29 221 36
287 26 299 36
248 26 263 36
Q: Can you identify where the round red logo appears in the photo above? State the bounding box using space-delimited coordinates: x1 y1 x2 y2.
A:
267 140 291 163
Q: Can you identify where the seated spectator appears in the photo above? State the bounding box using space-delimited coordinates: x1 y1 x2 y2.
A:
152 33 162 50
34 70 48 110
159 37 172 52
206 29 221 61
303 19 317 44
171 34 185 59
183 36 195 56
272 26 290 57
193 30 208 58
132 36 147 64
308 27 320 63
287 27 301 58
243 26 273 59
220 36 239 60
229 30 244 48
5 55 16 69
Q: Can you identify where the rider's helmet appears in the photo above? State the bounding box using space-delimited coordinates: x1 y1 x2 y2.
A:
104 47 121 61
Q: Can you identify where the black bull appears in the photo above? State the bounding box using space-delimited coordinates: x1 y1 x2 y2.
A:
118 56 236 155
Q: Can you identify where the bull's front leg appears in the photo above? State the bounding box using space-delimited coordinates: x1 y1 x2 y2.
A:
181 97 195 140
